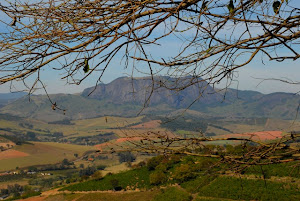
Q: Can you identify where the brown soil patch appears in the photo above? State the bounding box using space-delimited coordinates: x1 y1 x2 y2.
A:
218 131 283 141
0 142 15 147
0 149 29 160
94 130 177 152
130 120 161 129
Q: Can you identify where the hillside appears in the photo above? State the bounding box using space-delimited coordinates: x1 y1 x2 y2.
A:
0 92 27 108
0 94 143 122
1 76 300 121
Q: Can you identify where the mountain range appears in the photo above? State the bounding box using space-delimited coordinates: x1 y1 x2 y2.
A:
0 76 299 122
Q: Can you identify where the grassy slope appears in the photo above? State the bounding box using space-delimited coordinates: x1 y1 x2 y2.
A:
0 94 143 122
0 115 144 137
61 167 151 191
60 155 300 201
45 190 159 201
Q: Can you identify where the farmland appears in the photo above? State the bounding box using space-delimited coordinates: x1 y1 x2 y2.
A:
0 142 96 172
0 113 299 201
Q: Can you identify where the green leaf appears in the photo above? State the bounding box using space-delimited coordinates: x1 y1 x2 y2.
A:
273 1 281 14
227 0 234 15
83 59 89 73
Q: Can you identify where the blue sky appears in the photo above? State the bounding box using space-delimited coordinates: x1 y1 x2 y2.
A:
0 0 300 95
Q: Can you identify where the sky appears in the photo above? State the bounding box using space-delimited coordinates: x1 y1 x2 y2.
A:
0 0 300 95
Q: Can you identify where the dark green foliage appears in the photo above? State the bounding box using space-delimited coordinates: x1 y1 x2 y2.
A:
273 1 281 13
181 175 218 194
153 187 192 201
149 171 167 185
110 179 122 191
0 134 26 145
245 163 300 178
96 165 106 170
28 166 38 172
19 190 41 200
25 132 37 141
62 158 74 166
173 164 197 183
159 117 208 133
29 176 64 188
61 167 151 191
83 59 89 73
227 0 234 14
0 185 40 201
0 174 32 183
79 166 97 177
198 176 300 201
71 132 115 146
118 152 136 163
147 155 165 170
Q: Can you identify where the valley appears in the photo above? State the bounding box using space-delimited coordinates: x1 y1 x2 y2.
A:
0 77 299 200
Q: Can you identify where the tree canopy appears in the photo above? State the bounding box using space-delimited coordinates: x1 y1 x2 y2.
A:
0 0 299 169
0 0 299 93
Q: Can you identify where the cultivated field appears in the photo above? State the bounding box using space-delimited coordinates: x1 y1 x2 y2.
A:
0 142 96 172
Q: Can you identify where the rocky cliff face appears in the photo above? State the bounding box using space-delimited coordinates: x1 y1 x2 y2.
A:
81 76 221 108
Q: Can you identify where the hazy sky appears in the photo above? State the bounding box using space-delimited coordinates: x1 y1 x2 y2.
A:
0 1 300 95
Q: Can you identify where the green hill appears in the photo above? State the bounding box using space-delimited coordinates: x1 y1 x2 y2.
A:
1 77 300 121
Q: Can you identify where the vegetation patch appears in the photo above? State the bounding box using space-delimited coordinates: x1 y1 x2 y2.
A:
198 176 300 201
153 187 192 201
61 167 151 191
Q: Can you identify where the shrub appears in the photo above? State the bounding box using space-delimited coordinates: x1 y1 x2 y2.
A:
96 165 106 170
79 166 96 177
110 179 122 191
132 161 146 169
147 155 165 170
91 171 103 180
173 164 196 183
118 152 136 163
150 171 167 185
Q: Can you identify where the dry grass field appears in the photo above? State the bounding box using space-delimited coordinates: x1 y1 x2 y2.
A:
0 142 96 172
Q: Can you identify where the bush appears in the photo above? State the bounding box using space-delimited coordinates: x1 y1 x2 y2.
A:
79 166 97 177
110 179 122 191
118 152 136 163
173 164 196 183
132 161 146 169
96 165 106 170
150 171 167 185
91 171 103 180
147 155 165 171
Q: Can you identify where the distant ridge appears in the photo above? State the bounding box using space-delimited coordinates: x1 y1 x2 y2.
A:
1 76 300 121
0 92 27 107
